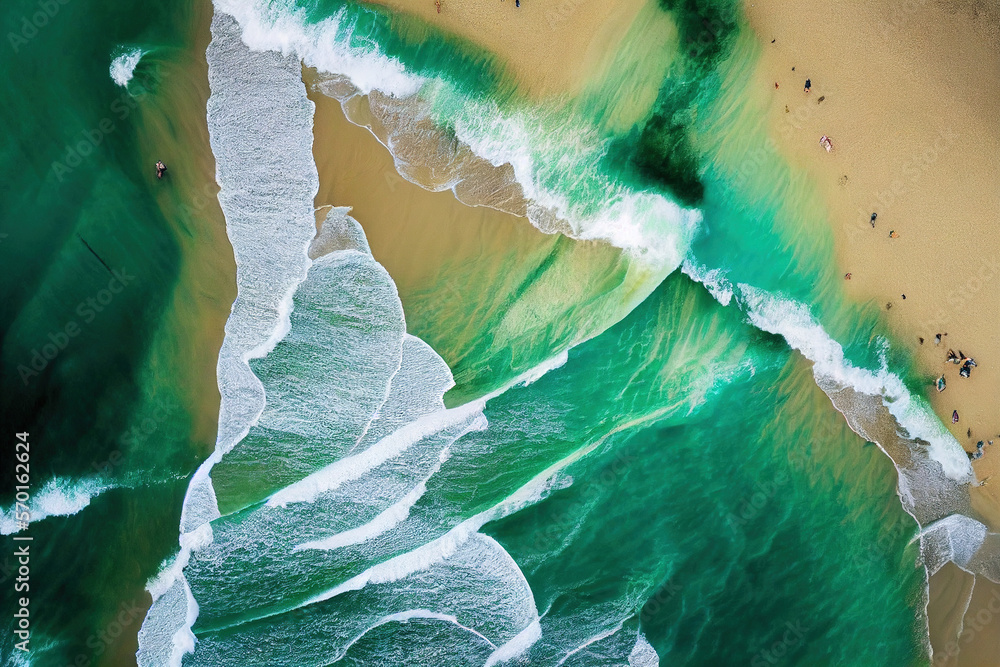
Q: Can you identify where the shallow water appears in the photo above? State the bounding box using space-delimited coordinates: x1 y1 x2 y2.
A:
2 0 989 664
0 0 227 662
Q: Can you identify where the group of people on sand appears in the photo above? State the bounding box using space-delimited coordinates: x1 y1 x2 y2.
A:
781 74 832 152
934 339 994 467
970 439 994 461
945 348 977 378
935 339 978 394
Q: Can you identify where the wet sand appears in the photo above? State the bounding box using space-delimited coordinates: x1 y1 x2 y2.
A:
306 76 644 399
744 0 1000 662
363 0 652 97
929 562 1000 667
108 0 235 663
137 0 236 449
744 0 1000 478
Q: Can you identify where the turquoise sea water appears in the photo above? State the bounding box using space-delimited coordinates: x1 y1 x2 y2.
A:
0 0 223 663
1 0 990 665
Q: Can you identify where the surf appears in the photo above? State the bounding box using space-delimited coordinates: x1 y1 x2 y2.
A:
140 1 995 665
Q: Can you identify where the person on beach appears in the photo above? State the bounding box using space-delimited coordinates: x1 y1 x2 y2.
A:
952 410 959 423
936 375 946 392
804 78 811 92
844 272 851 280
889 230 899 238
819 135 833 152
155 161 167 179
947 349 960 363
870 212 877 227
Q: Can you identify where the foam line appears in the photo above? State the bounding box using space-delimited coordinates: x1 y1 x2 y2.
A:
292 442 454 552
339 609 499 656
301 414 646 611
267 405 487 508
138 10 321 665
629 632 660 667
554 621 626 667
486 619 543 667
0 476 116 535
681 260 972 483
737 283 971 482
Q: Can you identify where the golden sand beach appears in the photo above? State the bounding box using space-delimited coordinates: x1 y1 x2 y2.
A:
744 0 1000 470
306 76 651 399
137 0 235 450
108 0 234 663
744 1 1000 663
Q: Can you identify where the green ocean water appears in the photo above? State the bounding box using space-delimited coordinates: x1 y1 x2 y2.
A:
1 0 224 663
1 0 956 664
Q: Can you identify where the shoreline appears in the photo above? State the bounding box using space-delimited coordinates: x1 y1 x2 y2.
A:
111 0 235 664
138 0 236 451
743 0 1000 663
305 71 650 401
362 0 651 98
743 0 1000 487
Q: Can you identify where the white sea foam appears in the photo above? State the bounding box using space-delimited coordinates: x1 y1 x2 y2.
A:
681 259 733 306
215 0 700 271
268 406 487 507
486 619 543 667
215 0 422 97
682 260 972 483
554 621 626 667
290 439 461 552
516 349 569 388
0 476 115 534
919 515 989 577
139 10 320 666
293 476 432 552
110 46 145 86
299 531 542 662
302 427 610 620
736 283 971 481
440 91 700 267
629 632 660 667
343 609 499 654
147 523 214 601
